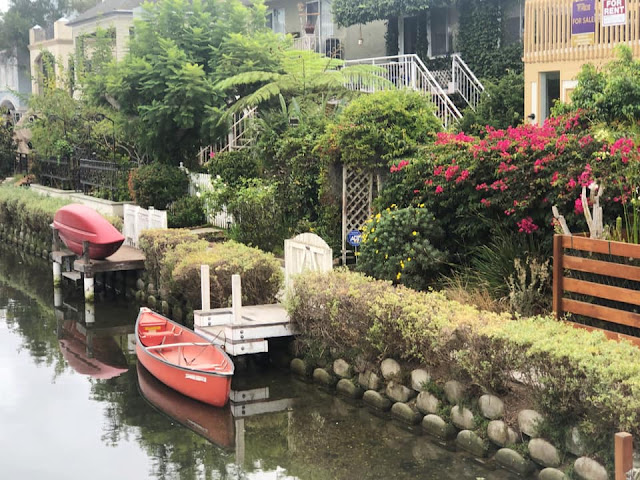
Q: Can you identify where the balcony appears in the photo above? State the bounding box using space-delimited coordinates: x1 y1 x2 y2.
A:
524 0 640 64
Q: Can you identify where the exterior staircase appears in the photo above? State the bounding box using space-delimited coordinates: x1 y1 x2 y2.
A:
198 55 483 161
343 53 484 129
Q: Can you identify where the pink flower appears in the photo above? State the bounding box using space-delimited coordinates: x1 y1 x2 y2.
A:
567 178 577 190
444 165 460 182
435 185 444 194
209 151 216 158
455 169 470 183
433 166 444 176
574 197 584 215
517 217 539 234
480 198 491 207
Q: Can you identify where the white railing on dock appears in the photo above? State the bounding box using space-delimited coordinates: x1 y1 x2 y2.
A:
123 204 167 247
343 54 462 129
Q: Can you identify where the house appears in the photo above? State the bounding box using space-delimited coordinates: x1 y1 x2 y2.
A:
29 19 74 95
0 46 31 121
524 0 637 123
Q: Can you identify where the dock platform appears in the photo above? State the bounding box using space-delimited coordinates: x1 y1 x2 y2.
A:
52 245 145 276
195 303 296 356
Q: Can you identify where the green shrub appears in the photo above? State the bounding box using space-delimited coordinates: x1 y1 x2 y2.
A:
172 240 283 308
128 163 188 209
0 111 15 179
316 89 441 169
358 205 447 290
227 179 285 253
206 150 261 188
138 229 200 288
168 195 206 228
456 71 525 136
288 269 640 467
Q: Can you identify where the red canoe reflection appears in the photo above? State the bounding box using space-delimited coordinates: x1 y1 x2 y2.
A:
58 320 128 380
136 362 235 450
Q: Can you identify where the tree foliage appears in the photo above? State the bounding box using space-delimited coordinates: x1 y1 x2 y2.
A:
456 71 524 136
0 110 16 178
560 45 640 126
87 0 286 166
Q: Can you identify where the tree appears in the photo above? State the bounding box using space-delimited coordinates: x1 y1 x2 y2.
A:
564 45 640 126
88 0 285 166
215 49 388 121
0 109 16 178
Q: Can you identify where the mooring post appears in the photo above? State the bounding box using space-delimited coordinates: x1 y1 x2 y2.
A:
200 264 210 311
235 417 245 467
85 302 95 324
231 274 242 325
615 432 633 480
84 274 95 304
53 261 62 287
54 286 62 308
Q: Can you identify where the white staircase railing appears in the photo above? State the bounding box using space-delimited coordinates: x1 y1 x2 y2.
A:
451 54 485 112
197 107 257 164
343 54 462 129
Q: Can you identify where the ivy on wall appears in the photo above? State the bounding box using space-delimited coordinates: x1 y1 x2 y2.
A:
332 0 451 28
457 0 523 79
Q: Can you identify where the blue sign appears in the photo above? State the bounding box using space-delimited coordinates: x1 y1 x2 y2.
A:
347 229 362 247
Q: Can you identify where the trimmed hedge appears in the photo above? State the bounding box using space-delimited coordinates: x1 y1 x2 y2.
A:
139 229 283 308
287 269 640 462
0 186 71 250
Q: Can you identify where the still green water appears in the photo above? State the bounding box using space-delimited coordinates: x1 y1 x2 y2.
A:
0 245 522 480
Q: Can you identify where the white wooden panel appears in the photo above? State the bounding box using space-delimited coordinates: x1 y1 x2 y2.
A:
123 204 167 247
284 232 333 290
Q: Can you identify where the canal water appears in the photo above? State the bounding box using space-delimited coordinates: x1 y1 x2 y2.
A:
0 245 522 480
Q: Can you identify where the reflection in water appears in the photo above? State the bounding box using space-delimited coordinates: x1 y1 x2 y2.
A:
0 243 524 480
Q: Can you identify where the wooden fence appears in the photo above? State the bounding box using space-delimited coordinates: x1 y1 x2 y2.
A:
525 0 640 64
553 234 640 346
123 204 167 248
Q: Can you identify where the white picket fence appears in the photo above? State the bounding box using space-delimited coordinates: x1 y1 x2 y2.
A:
182 168 234 229
123 204 168 247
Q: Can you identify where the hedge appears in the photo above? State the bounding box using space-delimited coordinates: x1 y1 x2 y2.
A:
0 186 71 250
287 269 640 462
139 229 283 308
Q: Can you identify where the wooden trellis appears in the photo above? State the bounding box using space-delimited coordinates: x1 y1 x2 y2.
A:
342 165 379 264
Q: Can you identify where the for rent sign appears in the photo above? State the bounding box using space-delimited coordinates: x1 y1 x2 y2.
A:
572 0 596 46
602 0 626 26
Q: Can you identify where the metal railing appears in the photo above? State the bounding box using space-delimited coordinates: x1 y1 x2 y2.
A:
197 108 257 164
343 54 463 128
451 54 485 112
14 153 29 175
78 157 132 199
292 34 343 58
35 156 74 190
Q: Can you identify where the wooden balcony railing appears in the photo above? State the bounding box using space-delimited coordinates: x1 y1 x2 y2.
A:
525 0 640 64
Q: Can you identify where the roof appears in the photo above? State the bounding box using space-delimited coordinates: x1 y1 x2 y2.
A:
67 0 144 26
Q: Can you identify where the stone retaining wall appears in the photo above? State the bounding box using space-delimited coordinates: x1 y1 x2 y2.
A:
287 355 640 480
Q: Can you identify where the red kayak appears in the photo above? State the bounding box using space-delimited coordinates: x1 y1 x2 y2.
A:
135 308 234 407
53 204 125 259
136 363 234 449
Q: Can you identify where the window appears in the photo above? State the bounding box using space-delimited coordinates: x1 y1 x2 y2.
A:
430 8 452 56
306 1 319 27
266 8 285 34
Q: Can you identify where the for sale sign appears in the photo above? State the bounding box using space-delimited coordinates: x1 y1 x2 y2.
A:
602 0 626 27
572 0 596 46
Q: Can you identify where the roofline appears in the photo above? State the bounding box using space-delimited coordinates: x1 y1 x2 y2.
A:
67 10 135 27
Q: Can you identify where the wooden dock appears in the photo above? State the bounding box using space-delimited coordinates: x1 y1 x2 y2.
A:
195 303 296 356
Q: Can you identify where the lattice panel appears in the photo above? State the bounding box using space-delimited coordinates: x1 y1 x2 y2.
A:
342 165 378 261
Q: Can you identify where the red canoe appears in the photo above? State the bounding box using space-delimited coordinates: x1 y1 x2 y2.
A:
135 308 234 407
53 204 125 260
136 362 234 449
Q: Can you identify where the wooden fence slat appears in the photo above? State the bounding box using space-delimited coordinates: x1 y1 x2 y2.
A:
563 255 640 282
553 234 564 317
615 432 634 480
562 298 640 329
563 277 640 307
562 235 640 258
570 322 640 347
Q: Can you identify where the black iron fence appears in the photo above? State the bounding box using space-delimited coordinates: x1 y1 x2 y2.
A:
34 154 133 200
14 153 29 175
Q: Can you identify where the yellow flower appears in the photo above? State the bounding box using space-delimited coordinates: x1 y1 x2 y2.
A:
375 249 379 254
412 231 418 236
418 203 425 208
407 257 411 261
374 237 377 242
375 213 381 219
400 261 405 269
396 272 401 280
370 228 375 233
385 254 388 259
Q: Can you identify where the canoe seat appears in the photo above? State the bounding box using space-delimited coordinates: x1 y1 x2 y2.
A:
140 331 171 338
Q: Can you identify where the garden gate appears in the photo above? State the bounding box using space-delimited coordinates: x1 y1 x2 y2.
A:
284 232 333 291
342 165 379 264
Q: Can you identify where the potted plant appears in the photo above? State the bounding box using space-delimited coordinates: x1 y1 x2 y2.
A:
304 22 315 34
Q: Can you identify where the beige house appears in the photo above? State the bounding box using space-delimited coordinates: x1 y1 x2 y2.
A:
28 19 74 95
524 0 639 123
66 0 143 64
